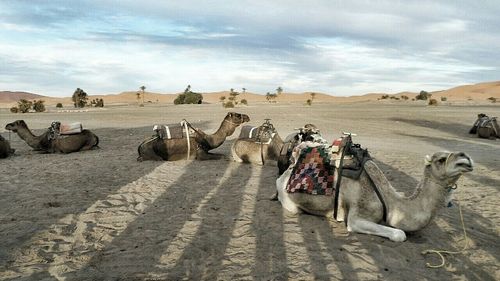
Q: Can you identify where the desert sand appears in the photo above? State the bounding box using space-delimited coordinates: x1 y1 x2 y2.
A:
0 101 499 280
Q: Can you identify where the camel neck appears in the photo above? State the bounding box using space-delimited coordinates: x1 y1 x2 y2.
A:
15 126 46 149
268 134 284 158
383 168 450 231
205 119 237 148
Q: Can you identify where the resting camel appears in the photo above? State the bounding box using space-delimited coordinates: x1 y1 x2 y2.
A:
277 144 473 242
469 114 499 139
137 112 249 161
5 120 99 153
231 120 284 165
0 134 15 158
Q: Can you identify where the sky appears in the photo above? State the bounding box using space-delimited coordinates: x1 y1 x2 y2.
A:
0 0 499 97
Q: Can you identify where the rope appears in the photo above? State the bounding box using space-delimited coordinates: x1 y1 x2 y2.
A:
421 197 469 268
182 120 190 160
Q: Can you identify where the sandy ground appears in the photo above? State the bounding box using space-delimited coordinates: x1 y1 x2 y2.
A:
0 102 499 280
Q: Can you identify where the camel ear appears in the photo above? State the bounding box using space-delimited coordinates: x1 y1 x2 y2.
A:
424 155 432 166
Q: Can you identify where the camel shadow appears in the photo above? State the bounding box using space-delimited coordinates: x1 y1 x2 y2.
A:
251 165 289 280
57 146 252 280
390 118 474 139
0 126 163 271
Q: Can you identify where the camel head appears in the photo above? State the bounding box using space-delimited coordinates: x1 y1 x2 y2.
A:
225 112 250 126
5 120 28 133
424 151 473 190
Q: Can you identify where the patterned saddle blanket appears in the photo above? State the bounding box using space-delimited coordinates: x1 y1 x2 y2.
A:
286 143 337 196
153 121 195 139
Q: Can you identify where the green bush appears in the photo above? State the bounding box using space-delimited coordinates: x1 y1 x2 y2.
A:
174 92 203 104
416 91 431 100
306 99 312 106
428 98 438 106
488 97 497 103
441 96 447 101
10 107 18 113
401 95 409 100
223 101 234 108
17 99 32 113
56 103 63 108
240 99 248 105
33 100 46 112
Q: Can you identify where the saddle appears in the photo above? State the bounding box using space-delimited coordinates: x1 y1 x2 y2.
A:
238 119 276 144
285 134 371 196
49 121 83 140
152 121 196 140
469 113 499 139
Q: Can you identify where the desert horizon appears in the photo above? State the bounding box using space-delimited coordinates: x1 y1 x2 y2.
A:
1 1 499 280
1 80 500 108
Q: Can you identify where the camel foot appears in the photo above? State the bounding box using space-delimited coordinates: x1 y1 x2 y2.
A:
269 192 279 201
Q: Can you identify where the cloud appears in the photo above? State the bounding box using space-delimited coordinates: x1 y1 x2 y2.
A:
0 0 498 96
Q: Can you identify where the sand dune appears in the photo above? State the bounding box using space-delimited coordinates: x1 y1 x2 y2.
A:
1 81 499 108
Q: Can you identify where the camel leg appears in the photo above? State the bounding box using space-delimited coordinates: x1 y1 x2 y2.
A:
347 208 406 242
196 150 224 160
276 169 302 214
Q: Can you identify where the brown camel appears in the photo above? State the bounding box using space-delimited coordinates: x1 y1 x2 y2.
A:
470 114 499 139
277 142 473 241
137 112 250 161
5 120 99 153
231 119 284 165
0 134 15 158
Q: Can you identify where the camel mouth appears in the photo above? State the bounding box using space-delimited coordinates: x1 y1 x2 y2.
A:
5 125 15 132
455 159 473 172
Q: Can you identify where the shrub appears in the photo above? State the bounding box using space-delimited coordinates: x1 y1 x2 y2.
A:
10 107 18 113
72 88 88 108
401 95 409 100
306 99 312 106
381 95 389 99
174 92 203 104
416 90 431 100
441 96 447 101
56 103 63 108
32 100 46 112
428 99 438 106
17 99 32 113
223 101 234 108
488 97 497 103
240 99 248 105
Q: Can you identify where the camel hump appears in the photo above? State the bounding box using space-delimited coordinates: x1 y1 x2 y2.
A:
238 120 277 143
152 121 193 139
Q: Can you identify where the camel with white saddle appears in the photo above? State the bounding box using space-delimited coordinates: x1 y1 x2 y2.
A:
138 112 249 161
277 137 473 242
5 120 99 153
231 119 283 165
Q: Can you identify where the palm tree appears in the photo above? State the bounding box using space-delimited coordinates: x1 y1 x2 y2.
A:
242 87 246 94
140 85 146 105
276 86 283 96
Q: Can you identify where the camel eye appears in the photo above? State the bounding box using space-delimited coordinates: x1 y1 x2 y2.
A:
438 158 446 163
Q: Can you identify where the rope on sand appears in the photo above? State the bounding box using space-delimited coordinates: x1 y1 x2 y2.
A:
421 199 469 268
